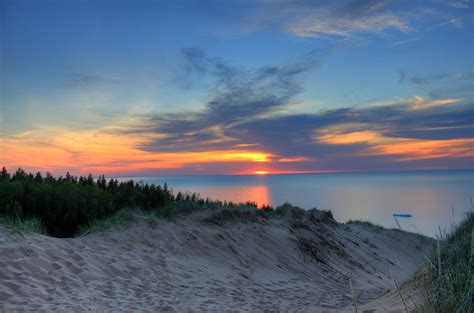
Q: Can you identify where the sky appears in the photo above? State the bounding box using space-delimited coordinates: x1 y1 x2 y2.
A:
0 0 473 176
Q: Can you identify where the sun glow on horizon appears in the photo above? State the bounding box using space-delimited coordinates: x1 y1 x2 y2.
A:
255 170 269 175
0 127 275 175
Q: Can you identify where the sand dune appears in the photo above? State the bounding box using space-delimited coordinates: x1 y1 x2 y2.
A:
0 208 432 312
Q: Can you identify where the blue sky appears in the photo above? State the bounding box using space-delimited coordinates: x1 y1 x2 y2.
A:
1 0 473 175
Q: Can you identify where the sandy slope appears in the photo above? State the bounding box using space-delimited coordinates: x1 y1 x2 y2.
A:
0 208 432 312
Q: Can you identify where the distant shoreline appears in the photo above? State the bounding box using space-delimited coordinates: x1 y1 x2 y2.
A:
114 167 474 179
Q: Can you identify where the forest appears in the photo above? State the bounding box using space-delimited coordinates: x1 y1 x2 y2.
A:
0 167 260 237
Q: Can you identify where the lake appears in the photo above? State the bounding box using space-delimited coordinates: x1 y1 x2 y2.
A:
119 170 474 237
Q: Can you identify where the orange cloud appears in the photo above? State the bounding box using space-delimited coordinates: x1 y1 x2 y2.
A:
0 126 272 175
374 138 474 161
278 157 310 163
318 130 381 145
315 124 474 162
361 96 463 111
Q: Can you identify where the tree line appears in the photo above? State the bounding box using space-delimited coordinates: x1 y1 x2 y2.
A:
0 168 262 237
0 168 177 237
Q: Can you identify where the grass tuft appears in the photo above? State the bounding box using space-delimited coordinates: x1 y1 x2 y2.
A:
346 219 384 230
415 212 473 313
0 216 46 234
203 208 265 226
77 207 138 236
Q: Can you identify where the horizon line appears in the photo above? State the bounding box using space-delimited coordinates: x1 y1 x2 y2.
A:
113 167 474 179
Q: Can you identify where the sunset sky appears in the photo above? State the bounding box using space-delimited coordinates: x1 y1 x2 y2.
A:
1 0 473 176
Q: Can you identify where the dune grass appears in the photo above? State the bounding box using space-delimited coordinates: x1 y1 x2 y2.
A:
415 211 473 313
0 216 46 235
77 207 144 236
345 219 387 231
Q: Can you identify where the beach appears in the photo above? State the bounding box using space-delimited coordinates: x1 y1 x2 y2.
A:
0 207 432 312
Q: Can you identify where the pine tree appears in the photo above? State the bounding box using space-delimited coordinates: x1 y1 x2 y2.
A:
86 173 94 186
45 172 54 183
13 168 27 180
34 172 43 183
1 167 10 180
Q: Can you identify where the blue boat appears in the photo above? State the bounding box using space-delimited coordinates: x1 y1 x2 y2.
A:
393 213 413 218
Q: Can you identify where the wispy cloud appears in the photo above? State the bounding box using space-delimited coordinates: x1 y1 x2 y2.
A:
410 73 449 85
288 11 411 38
63 74 124 88
401 71 473 86
425 17 463 31
391 37 421 46
234 0 468 42
455 72 474 80
398 70 407 83
408 96 462 110
435 0 470 9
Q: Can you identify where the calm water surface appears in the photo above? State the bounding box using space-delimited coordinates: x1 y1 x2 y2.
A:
120 170 474 237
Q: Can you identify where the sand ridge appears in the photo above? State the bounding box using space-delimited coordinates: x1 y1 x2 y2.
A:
0 208 432 312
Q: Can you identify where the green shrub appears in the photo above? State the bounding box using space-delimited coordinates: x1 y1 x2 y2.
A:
416 212 473 313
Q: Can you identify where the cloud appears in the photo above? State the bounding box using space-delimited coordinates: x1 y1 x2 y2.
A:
409 73 449 85
408 96 462 110
63 74 124 88
315 123 474 162
288 11 411 38
398 70 407 83
425 17 463 30
127 48 320 153
23 42 472 174
455 72 474 80
262 0 414 39
401 71 473 87
4 95 472 175
114 79 473 171
391 37 421 46
435 0 471 9
278 157 310 163
0 125 274 176
230 0 468 42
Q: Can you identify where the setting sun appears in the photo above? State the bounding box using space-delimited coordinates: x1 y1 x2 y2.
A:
255 170 268 175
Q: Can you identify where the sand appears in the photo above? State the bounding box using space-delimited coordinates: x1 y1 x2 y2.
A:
0 208 432 312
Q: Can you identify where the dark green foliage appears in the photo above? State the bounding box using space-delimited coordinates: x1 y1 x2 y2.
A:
416 212 474 313
0 168 174 237
5 201 23 219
